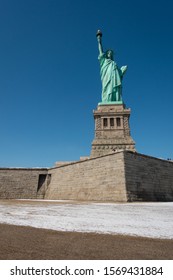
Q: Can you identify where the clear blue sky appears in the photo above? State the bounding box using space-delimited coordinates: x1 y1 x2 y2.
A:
0 0 173 167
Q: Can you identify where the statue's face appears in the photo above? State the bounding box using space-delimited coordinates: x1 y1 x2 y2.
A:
106 50 113 60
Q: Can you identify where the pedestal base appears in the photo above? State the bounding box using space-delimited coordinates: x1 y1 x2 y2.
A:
90 103 136 158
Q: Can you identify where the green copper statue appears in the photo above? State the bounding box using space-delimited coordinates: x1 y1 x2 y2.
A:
96 30 127 104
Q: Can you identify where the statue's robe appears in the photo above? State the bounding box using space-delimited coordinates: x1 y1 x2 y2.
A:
98 53 127 102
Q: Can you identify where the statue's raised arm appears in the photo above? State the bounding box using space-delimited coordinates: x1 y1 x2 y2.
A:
96 30 103 55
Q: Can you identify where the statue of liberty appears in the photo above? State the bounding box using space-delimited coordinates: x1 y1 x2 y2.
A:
96 30 127 103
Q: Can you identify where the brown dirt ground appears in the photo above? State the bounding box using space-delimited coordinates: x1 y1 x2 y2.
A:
0 223 173 260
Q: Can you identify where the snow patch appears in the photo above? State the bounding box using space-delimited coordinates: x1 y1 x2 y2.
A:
0 201 172 239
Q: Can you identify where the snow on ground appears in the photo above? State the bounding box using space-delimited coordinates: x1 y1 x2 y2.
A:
0 200 172 239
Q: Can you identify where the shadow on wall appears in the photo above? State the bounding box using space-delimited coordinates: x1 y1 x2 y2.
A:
37 174 52 199
125 151 173 202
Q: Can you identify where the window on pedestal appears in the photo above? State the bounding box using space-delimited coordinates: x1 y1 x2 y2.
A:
110 118 114 127
103 118 108 127
116 117 121 127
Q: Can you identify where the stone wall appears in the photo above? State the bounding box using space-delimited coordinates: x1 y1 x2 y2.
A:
0 151 173 202
46 152 127 202
124 151 173 201
0 168 48 199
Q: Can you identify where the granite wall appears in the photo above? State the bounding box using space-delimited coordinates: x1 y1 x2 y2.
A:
0 168 48 199
0 151 173 202
46 152 127 201
124 151 173 201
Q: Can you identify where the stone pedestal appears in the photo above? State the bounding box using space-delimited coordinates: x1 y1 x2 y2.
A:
90 103 136 158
